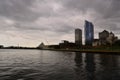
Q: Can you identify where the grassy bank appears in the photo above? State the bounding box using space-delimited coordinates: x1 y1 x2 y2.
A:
43 47 120 54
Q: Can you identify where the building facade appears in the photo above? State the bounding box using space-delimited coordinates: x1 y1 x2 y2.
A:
99 30 118 46
99 30 109 45
75 29 82 45
92 39 101 47
84 20 94 46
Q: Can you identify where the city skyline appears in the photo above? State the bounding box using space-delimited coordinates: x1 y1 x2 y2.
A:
0 0 120 47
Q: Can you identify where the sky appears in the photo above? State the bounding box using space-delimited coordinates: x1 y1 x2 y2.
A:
0 0 120 47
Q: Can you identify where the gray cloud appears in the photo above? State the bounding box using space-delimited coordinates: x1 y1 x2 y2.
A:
0 0 120 47
0 0 39 22
61 0 120 19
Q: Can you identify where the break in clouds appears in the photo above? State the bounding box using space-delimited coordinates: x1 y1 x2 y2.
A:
0 0 120 47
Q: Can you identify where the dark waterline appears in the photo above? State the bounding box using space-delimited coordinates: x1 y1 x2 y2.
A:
0 49 120 80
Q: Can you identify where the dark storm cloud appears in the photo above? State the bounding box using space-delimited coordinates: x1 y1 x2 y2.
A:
61 0 120 19
61 0 120 18
0 0 39 21
13 20 74 34
102 0 120 19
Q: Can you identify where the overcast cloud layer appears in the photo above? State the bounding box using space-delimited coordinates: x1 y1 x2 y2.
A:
0 0 120 47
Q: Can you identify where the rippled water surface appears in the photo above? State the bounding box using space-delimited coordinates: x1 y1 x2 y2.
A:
0 49 120 80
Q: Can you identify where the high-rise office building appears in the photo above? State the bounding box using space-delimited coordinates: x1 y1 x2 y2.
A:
75 29 82 45
84 20 94 46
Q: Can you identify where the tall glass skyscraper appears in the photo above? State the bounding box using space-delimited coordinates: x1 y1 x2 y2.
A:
84 20 94 46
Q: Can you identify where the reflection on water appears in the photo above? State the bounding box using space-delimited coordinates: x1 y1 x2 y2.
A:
97 54 120 80
74 52 85 80
85 53 95 80
0 49 120 80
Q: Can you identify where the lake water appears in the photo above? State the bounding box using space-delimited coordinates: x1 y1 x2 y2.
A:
0 49 120 80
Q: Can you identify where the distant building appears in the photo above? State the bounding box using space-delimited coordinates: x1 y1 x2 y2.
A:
99 30 118 46
37 42 46 49
107 32 118 45
99 30 109 45
0 45 4 48
59 40 76 49
61 40 69 44
48 45 60 49
84 20 94 46
75 29 82 45
113 39 120 46
92 39 101 47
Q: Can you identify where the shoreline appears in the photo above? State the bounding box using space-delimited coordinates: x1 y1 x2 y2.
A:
43 49 120 54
